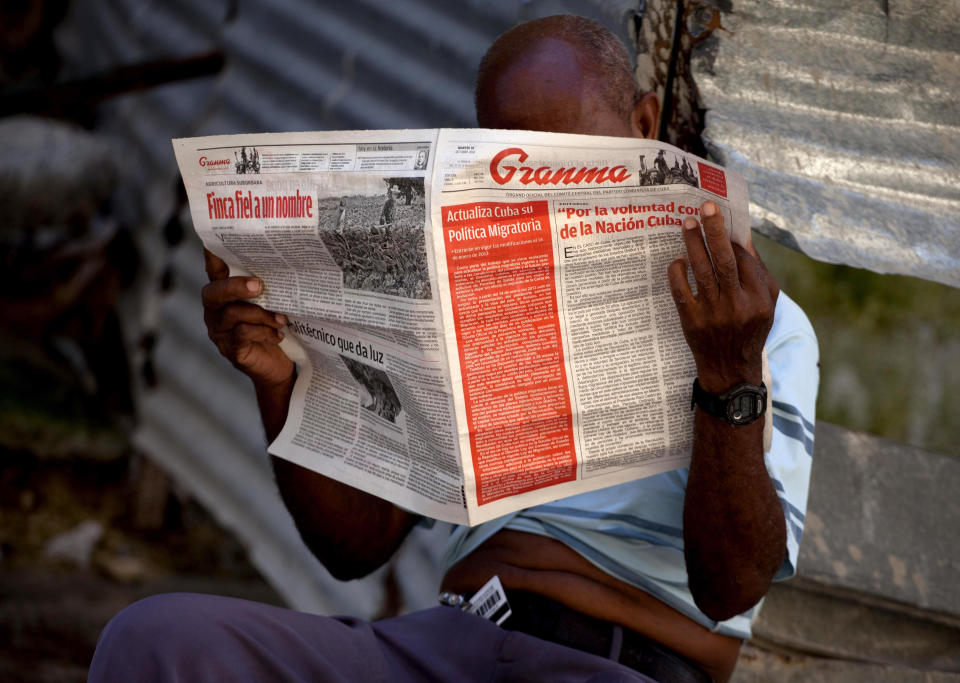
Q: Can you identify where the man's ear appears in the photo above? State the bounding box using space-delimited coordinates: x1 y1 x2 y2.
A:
630 91 660 140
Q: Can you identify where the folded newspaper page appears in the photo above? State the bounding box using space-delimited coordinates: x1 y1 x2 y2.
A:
173 129 750 526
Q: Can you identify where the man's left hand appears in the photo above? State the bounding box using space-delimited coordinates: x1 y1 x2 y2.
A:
667 201 779 393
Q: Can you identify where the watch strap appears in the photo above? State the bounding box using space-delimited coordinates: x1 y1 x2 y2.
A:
691 378 767 425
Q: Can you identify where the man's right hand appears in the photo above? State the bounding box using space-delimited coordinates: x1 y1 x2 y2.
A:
202 249 294 390
201 249 417 576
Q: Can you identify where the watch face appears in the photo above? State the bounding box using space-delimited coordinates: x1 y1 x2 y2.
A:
726 389 762 424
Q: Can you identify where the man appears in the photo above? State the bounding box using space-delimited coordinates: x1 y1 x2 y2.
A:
90 15 817 682
414 147 429 170
380 186 396 233
654 149 668 184
336 196 346 234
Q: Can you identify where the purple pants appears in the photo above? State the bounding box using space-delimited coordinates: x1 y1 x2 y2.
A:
88 593 656 682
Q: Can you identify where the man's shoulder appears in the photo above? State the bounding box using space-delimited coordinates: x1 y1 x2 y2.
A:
767 290 819 425
769 290 817 351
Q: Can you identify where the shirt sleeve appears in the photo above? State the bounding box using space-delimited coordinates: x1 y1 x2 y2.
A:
764 292 819 581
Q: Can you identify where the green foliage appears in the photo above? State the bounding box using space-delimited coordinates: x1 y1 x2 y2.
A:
755 234 960 458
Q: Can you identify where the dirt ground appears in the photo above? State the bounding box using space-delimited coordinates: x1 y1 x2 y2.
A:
0 447 282 683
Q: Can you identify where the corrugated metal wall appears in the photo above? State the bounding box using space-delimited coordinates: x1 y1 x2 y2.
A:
694 0 960 288
54 0 525 616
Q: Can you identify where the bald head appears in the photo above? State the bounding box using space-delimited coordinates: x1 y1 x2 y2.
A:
475 15 655 138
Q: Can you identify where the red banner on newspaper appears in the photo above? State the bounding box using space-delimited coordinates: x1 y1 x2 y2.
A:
443 200 577 505
697 162 727 198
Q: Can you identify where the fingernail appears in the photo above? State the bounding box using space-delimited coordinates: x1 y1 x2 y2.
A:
277 329 285 340
275 313 287 325
702 201 717 217
247 278 261 293
683 217 699 230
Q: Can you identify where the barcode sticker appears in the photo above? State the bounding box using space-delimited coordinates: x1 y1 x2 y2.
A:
466 575 512 625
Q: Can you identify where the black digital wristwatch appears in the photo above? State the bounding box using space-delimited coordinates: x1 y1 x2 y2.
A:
691 379 767 426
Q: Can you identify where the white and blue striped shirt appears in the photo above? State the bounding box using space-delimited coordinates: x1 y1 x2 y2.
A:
441 291 819 639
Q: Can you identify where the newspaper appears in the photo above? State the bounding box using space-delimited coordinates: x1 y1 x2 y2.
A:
173 129 750 526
